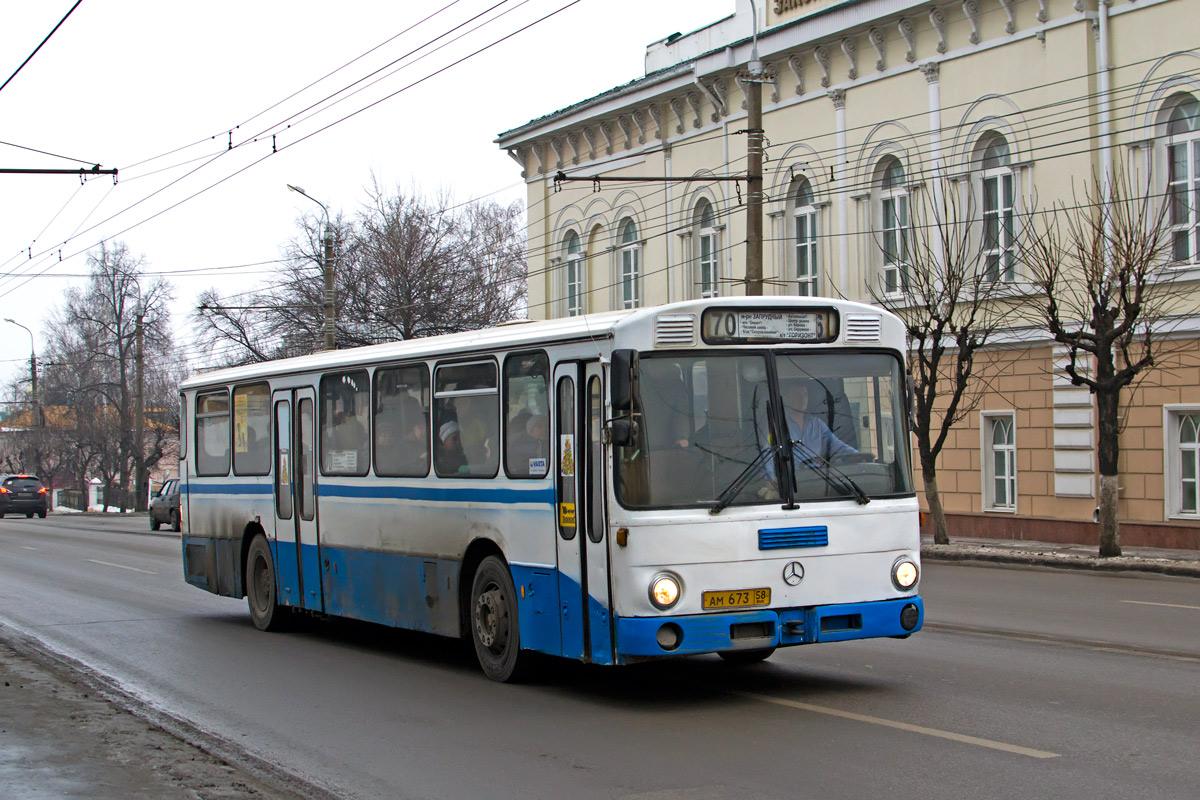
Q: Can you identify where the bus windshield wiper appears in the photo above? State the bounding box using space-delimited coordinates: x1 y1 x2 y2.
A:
709 445 778 515
790 439 870 505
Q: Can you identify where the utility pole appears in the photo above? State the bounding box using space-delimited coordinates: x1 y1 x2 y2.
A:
134 303 146 512
323 225 336 351
288 184 336 350
744 1 765 296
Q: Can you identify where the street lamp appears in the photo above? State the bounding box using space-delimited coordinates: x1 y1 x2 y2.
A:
4 318 37 420
287 184 336 351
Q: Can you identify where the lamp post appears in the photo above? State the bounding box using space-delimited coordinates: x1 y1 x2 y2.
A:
4 318 37 422
287 184 336 351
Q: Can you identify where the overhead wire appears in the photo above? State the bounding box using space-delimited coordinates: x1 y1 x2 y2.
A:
0 0 584 300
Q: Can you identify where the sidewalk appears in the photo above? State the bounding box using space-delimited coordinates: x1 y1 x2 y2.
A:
921 534 1200 578
0 628 316 800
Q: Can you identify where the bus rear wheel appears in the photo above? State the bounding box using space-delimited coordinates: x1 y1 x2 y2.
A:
245 535 289 632
470 556 525 682
718 647 776 665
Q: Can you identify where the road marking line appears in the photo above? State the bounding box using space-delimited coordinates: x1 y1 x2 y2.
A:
1121 600 1200 611
85 559 156 575
21 546 37 551
734 691 1060 759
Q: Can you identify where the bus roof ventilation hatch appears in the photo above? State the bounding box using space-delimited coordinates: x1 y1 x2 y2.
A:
843 313 882 343
654 314 697 347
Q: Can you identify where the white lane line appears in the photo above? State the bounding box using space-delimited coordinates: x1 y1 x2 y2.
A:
21 546 37 551
1122 600 1200 611
735 691 1061 759
85 559 157 575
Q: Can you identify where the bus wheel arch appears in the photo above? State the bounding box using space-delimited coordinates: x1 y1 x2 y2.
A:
238 521 268 599
459 540 526 682
244 531 290 632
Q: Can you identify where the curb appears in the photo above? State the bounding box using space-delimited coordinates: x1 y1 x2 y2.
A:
921 547 1200 579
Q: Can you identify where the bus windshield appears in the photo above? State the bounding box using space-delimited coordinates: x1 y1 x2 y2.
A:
615 352 913 509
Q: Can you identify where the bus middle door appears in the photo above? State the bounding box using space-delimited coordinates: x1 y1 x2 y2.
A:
272 387 324 612
553 362 614 665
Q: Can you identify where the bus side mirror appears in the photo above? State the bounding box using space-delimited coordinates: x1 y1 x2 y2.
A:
611 349 638 413
608 418 638 448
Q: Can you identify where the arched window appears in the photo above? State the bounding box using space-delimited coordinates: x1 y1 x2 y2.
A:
878 156 909 294
1180 413 1200 514
694 199 719 298
619 217 641 309
792 176 819 296
563 230 583 316
979 132 1015 282
1167 95 1200 263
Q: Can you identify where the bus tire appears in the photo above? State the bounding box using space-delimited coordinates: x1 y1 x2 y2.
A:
717 647 775 665
245 535 288 632
470 555 525 682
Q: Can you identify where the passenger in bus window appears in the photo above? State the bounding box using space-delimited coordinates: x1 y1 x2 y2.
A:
781 379 857 462
510 414 549 474
437 421 467 474
400 412 429 474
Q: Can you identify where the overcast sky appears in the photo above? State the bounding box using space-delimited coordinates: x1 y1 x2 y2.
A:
0 0 732 388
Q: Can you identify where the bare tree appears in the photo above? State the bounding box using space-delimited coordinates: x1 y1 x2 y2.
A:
193 179 527 367
41 242 176 511
869 178 1013 545
1020 165 1182 557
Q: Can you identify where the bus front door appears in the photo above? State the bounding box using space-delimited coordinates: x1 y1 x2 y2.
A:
272 388 324 612
553 362 614 664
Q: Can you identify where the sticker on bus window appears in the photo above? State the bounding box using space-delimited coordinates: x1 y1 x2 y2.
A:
279 452 290 484
529 457 548 474
559 502 576 528
234 394 249 453
330 450 358 472
559 435 575 477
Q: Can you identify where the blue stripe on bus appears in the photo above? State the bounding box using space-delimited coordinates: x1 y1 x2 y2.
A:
182 482 273 496
184 481 554 505
317 483 555 505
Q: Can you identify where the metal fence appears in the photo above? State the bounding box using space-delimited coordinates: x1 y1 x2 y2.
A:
56 489 88 512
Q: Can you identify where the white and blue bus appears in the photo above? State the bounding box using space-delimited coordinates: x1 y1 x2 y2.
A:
179 297 923 681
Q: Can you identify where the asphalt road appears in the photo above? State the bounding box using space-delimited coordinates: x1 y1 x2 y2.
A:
1 514 1197 800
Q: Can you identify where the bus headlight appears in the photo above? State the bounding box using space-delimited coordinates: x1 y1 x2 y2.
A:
892 558 919 591
649 573 681 610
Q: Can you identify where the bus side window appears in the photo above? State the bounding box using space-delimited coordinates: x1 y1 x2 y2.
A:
320 370 370 476
374 365 430 477
434 361 499 478
503 352 550 478
195 390 231 477
233 383 271 476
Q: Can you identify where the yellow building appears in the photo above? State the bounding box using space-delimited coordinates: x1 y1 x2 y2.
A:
497 0 1200 549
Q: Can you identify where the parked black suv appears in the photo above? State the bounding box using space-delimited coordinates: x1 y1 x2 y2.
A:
149 478 181 531
0 474 48 518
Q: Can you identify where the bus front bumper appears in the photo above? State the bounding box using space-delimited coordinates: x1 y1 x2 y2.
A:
615 596 923 659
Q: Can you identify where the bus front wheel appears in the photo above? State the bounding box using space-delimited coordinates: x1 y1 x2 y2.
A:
470 556 525 682
245 535 288 632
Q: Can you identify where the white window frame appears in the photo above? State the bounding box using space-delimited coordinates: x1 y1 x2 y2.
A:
792 178 819 296
618 218 641 309
1167 111 1200 265
1163 405 1200 519
881 188 909 296
981 410 1017 512
564 231 584 317
696 202 720 299
982 167 1016 283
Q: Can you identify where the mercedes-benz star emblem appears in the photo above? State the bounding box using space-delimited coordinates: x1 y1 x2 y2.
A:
782 561 804 586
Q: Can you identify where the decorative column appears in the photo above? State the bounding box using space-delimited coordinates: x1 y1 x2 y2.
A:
921 61 945 279
830 89 850 293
